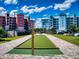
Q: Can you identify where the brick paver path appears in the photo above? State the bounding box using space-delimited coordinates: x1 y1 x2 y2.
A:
0 54 77 59
0 35 31 54
44 34 79 58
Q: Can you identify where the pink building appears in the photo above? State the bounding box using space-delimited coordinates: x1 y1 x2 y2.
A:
16 14 24 32
0 13 30 35
0 16 6 29
29 20 35 29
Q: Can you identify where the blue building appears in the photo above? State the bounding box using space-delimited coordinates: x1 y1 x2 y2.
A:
58 14 67 32
41 13 79 32
77 17 79 27
52 16 59 31
41 18 53 29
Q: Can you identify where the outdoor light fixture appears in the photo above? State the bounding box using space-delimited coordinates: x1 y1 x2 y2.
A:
32 24 34 55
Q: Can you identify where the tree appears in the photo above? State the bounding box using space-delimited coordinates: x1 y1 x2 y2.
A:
68 24 77 34
35 28 46 33
76 27 79 32
48 28 56 34
0 27 7 37
0 27 5 35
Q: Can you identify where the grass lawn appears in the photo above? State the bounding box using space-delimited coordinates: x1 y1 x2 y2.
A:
8 35 62 56
0 36 24 44
0 41 8 44
17 35 57 48
53 34 79 46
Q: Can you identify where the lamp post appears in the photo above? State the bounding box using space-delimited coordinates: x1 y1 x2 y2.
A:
32 22 34 55
13 12 16 37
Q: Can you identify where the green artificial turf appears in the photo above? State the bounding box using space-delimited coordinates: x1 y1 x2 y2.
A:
8 35 62 56
8 49 62 56
17 35 57 48
53 34 79 46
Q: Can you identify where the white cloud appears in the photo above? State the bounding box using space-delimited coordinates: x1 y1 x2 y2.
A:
34 7 46 12
43 14 50 17
35 18 42 28
4 0 18 4
43 14 48 17
66 13 70 15
10 10 18 16
54 0 77 11
34 5 52 12
0 7 7 16
21 5 53 14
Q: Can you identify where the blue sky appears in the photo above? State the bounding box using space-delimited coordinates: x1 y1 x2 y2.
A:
0 0 79 18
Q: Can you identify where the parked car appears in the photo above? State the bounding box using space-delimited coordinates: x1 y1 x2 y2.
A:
57 32 64 34
74 33 79 36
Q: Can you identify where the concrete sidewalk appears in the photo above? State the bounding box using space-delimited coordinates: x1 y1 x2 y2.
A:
44 34 79 58
0 35 31 54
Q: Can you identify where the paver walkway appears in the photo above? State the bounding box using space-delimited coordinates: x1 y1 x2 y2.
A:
0 35 31 54
44 34 79 58
0 54 76 59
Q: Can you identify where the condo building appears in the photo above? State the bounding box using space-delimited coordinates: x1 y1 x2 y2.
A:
52 16 59 31
42 13 79 32
24 16 30 33
0 13 30 36
29 20 35 29
42 18 53 29
16 14 24 32
0 16 5 29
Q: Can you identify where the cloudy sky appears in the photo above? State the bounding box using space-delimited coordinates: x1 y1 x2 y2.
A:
0 0 79 18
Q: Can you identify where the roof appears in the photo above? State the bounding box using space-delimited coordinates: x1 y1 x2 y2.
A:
17 10 23 14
